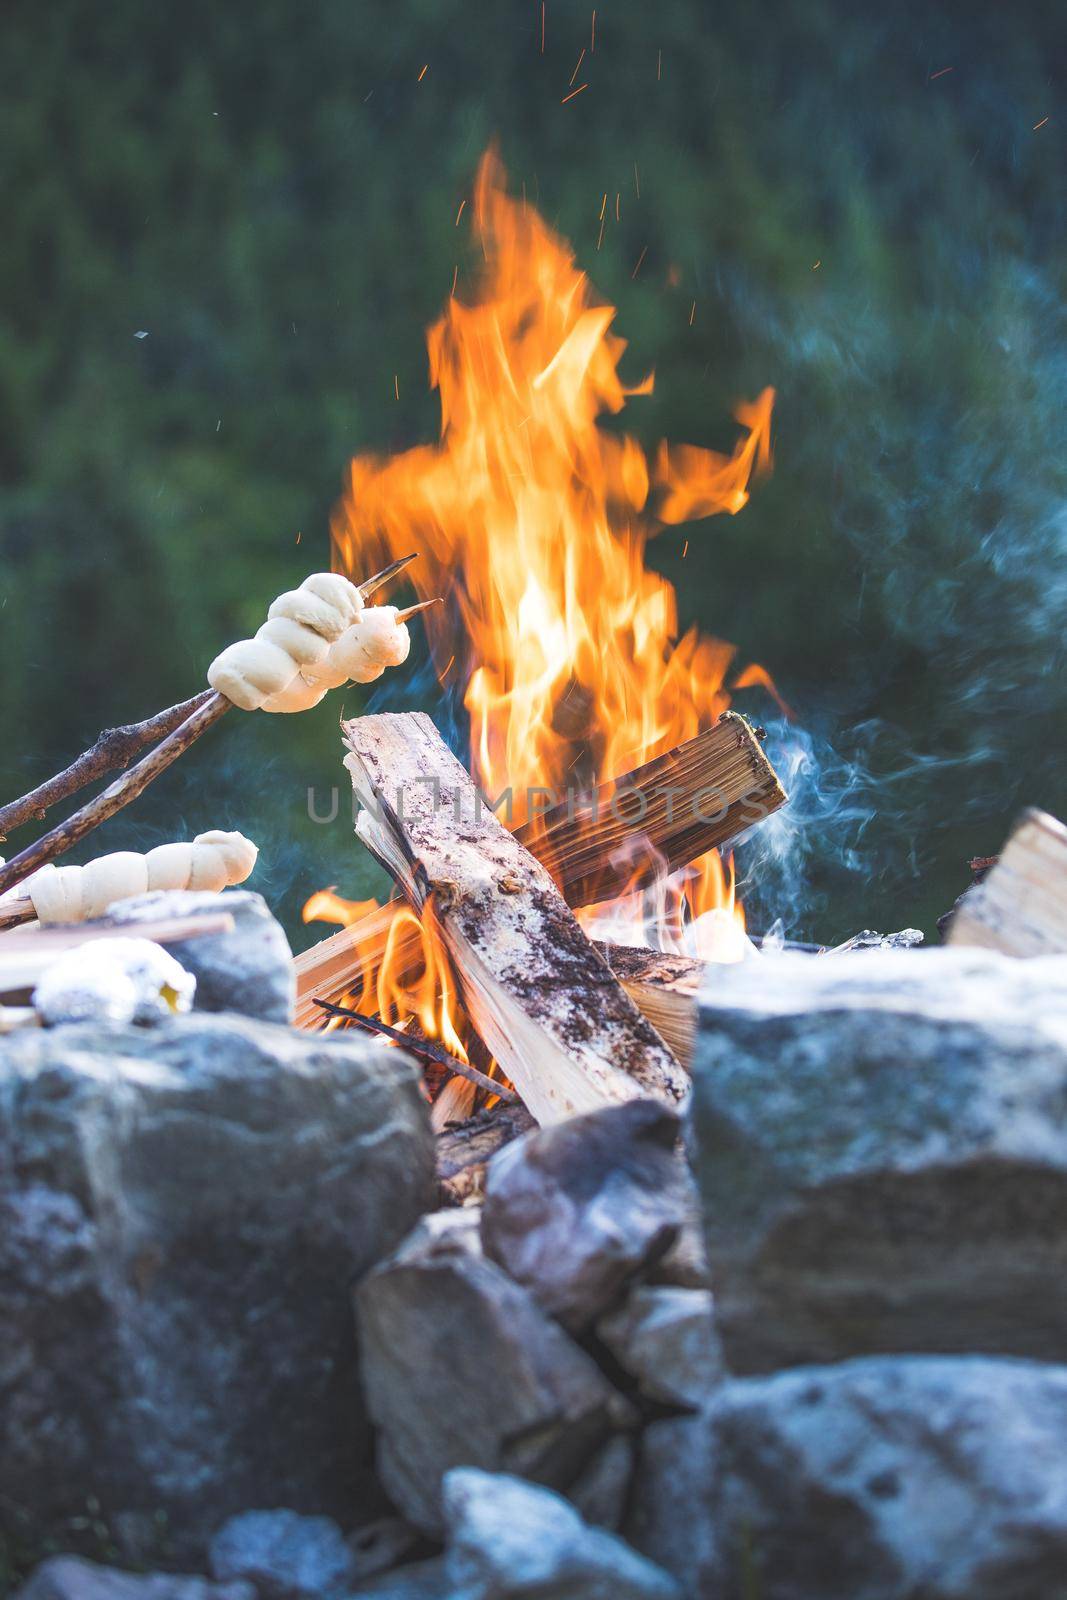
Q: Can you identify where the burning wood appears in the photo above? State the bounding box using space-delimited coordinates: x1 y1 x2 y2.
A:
595 943 704 1069
516 711 785 910
342 711 689 1125
292 709 787 1026
947 807 1067 957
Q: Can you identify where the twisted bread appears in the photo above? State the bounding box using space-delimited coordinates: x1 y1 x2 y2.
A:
23 829 258 924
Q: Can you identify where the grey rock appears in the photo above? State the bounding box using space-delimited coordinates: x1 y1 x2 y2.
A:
354 1208 633 1533
209 1511 355 1599
349 1561 448 1598
346 1518 422 1583
691 946 1067 1370
14 1557 253 1600
480 1099 688 1331
109 890 294 1023
443 1468 681 1599
565 1434 636 1533
0 1013 434 1563
597 1286 722 1409
629 1355 1067 1600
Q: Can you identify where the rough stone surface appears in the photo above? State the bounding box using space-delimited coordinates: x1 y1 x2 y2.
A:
565 1434 636 1533
354 1203 633 1534
597 1286 722 1409
345 1518 422 1584
444 1469 680 1599
14 1558 254 1600
209 1511 355 1600
0 1013 434 1564
110 890 294 1023
691 947 1067 1370
348 1563 447 1598
629 1355 1067 1600
480 1099 688 1331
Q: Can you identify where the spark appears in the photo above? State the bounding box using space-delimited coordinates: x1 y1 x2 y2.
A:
296 530 302 545
682 539 689 558
541 1 545 52
569 47 585 85
597 215 605 250
812 259 821 270
657 49 662 81
599 191 607 219
562 83 587 104
633 161 640 198
615 192 620 221
591 8 596 50
417 64 428 81
451 263 459 296
928 66 954 81
631 244 648 279
689 301 696 325
394 374 400 400
442 654 456 679
1034 116 1049 131
455 199 466 226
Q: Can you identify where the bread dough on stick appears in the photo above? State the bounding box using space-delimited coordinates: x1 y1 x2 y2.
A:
23 830 257 924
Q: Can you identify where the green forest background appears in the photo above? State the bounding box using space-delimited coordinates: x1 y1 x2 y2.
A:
1 0 1064 946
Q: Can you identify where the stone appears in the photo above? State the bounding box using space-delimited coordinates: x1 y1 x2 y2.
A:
345 1518 422 1584
597 1286 722 1409
354 1204 633 1533
348 1563 448 1598
0 1013 434 1564
565 1434 636 1533
480 1099 688 1332
691 946 1067 1371
209 1511 355 1600
14 1558 253 1600
109 889 294 1023
629 1355 1067 1600
443 1468 681 1599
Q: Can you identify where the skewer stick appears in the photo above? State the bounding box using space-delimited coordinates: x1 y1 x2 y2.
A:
394 597 442 623
0 693 232 901
312 997 518 1103
0 690 215 841
0 558 421 900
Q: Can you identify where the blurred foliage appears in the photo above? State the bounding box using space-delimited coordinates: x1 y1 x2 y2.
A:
0 0 1064 944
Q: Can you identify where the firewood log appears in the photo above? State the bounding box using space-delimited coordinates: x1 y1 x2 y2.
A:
516 711 785 910
341 712 689 1125
947 808 1067 957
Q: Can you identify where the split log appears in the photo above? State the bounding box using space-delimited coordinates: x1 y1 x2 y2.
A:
294 710 787 1022
595 942 703 1068
947 807 1067 957
515 711 786 910
342 712 689 1125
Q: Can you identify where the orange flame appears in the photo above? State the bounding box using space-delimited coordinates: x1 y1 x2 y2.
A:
308 148 778 1053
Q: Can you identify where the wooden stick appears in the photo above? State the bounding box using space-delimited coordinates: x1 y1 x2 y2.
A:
312 997 518 1102
0 555 419 884
515 711 787 910
342 711 689 1125
0 691 215 842
0 693 232 900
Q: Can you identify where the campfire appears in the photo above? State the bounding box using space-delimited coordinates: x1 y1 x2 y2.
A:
295 149 787 1123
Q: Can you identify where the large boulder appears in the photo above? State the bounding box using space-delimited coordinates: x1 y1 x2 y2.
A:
628 1355 1067 1600
14 1559 253 1600
354 1209 634 1533
690 947 1067 1371
0 1013 434 1565
109 889 294 1023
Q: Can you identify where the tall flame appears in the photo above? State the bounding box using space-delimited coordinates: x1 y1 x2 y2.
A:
309 149 777 1064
